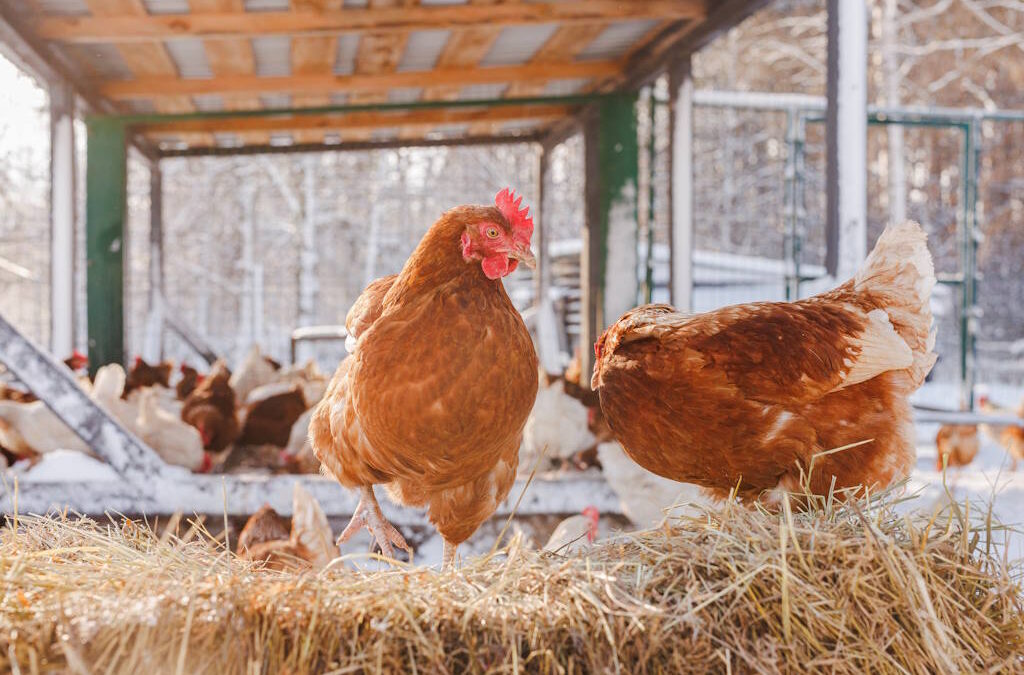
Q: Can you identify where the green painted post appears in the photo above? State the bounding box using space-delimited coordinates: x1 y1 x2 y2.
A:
85 117 128 372
581 93 639 382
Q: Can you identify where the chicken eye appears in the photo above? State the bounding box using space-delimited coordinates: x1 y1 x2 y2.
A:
485 227 499 238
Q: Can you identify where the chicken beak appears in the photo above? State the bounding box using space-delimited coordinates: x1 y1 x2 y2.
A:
509 247 537 269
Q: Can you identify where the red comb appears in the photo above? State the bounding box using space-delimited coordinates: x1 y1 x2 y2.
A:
495 188 533 247
133 355 142 365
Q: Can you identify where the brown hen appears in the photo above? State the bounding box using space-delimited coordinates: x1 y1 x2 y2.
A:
311 190 538 566
592 221 936 503
181 361 239 452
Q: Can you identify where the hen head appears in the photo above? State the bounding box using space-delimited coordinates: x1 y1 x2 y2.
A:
65 350 89 371
459 188 536 280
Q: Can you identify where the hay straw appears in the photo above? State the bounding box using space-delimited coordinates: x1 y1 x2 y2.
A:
0 488 1021 674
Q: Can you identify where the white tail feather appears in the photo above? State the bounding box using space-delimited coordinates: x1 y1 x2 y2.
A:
854 221 937 388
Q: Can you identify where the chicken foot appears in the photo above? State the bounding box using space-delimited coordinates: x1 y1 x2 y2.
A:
338 486 411 560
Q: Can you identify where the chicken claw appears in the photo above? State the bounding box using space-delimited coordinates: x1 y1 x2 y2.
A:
338 486 411 560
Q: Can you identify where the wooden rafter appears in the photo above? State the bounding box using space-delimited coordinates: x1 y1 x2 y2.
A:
291 0 344 144
346 0 415 140
190 0 268 145
97 60 620 100
82 0 208 145
468 22 608 135
399 0 503 139
36 2 708 43
137 104 568 134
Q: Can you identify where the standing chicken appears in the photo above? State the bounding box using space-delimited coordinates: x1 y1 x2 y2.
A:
978 395 1024 471
311 189 538 567
934 424 979 471
592 221 936 502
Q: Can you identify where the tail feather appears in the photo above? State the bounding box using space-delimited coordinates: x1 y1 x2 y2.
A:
854 221 937 388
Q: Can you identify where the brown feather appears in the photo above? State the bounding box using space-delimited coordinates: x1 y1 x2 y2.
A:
594 222 936 502
311 205 538 546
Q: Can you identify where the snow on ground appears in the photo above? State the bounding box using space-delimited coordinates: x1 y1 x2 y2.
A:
908 422 1024 562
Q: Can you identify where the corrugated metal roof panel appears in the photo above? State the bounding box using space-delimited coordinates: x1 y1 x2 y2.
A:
333 34 360 75
269 133 294 146
164 38 213 79
192 94 224 111
330 92 348 105
430 123 471 137
244 0 290 10
143 0 189 13
125 99 157 114
397 30 450 72
322 132 342 144
458 83 508 100
260 93 291 108
479 24 558 67
66 44 134 80
342 0 368 7
252 36 291 76
33 0 88 15
542 78 590 96
388 87 423 104
420 0 468 5
499 119 545 134
214 133 243 147
576 20 659 61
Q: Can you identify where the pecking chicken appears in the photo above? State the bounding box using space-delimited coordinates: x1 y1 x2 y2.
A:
238 385 307 447
543 506 600 555
592 221 936 503
978 395 1024 471
123 356 173 397
310 189 538 567
238 483 337 572
934 424 979 471
135 388 210 472
181 360 239 452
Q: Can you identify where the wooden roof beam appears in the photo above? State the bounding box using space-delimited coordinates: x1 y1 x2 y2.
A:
137 103 568 134
290 0 345 144
97 60 620 99
191 0 268 145
35 1 707 43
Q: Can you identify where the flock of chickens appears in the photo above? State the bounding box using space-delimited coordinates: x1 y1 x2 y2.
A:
0 347 328 475
2 188 1023 570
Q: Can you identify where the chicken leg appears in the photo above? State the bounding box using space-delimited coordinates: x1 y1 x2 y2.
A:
338 486 410 560
442 540 456 570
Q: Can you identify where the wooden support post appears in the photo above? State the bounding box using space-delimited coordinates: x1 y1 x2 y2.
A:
581 94 639 385
534 142 562 373
49 83 76 357
142 161 164 362
85 117 128 372
668 58 694 311
825 0 868 280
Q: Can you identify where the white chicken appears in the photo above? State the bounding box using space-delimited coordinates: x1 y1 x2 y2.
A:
0 401 89 456
126 384 183 418
230 346 278 404
135 388 209 471
597 442 707 529
543 506 600 554
521 375 595 465
90 364 143 436
282 407 320 473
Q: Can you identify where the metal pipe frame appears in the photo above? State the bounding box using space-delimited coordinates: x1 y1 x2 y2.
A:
686 89 1013 411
